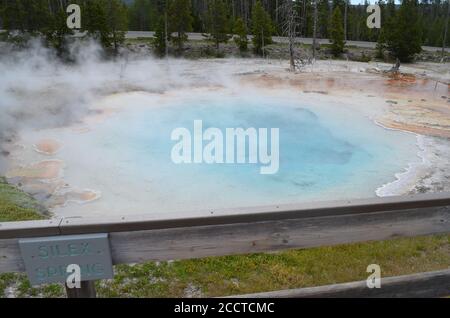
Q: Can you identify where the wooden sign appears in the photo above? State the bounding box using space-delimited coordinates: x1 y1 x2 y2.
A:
19 233 113 285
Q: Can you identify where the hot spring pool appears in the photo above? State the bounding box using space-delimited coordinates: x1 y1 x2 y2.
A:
12 90 421 217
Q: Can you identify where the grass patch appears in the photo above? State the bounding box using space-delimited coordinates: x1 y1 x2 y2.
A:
125 37 153 44
0 177 448 298
0 177 61 297
96 234 449 297
0 272 65 298
0 177 46 222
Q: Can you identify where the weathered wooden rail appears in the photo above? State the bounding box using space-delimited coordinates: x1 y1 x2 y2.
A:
231 269 450 298
1 192 450 298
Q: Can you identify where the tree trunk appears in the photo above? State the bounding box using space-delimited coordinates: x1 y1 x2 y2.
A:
276 0 279 24
344 0 348 41
165 9 169 57
442 1 450 61
313 0 318 60
262 28 265 58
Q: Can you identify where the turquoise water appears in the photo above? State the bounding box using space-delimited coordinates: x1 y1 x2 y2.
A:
49 92 419 216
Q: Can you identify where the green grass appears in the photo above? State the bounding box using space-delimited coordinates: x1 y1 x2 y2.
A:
0 177 449 298
0 177 46 222
124 38 153 45
0 178 62 297
95 235 449 297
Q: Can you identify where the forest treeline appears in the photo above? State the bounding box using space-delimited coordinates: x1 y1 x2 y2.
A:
128 0 449 47
0 0 128 55
0 0 449 62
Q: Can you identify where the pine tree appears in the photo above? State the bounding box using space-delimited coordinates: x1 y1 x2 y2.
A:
441 0 449 59
329 7 345 56
204 0 230 52
2 0 447 59
79 0 127 54
233 17 248 53
252 0 273 56
377 0 394 58
317 0 330 38
107 0 129 54
376 27 387 59
313 0 318 59
375 0 385 57
83 0 112 49
1 0 26 33
27 0 51 34
152 15 167 57
1 0 72 54
168 0 193 50
386 0 422 62
128 0 157 31
47 7 73 58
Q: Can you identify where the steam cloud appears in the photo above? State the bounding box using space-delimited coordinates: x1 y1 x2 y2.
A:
0 38 235 171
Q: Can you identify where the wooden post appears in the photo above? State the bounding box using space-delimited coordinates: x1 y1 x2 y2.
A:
65 281 97 298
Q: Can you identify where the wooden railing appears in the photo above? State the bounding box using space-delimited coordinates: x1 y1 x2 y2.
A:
1 192 450 298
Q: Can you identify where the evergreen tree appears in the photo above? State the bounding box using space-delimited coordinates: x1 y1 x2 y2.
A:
7 0 53 37
0 0 72 54
83 0 112 49
376 26 387 59
128 0 158 31
233 17 248 53
317 0 330 38
81 0 128 54
1 0 448 59
152 15 167 56
252 0 273 55
0 0 128 56
45 7 73 58
168 0 193 50
1 0 26 32
204 0 230 52
443 0 450 57
376 0 394 59
386 0 422 62
107 0 129 54
26 0 51 34
329 7 345 56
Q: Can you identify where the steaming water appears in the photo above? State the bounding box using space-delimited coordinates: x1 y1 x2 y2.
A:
22 90 420 218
